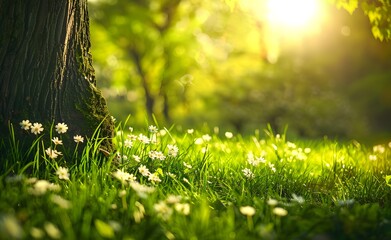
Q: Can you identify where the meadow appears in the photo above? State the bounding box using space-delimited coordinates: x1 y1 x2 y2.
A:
1 119 391 239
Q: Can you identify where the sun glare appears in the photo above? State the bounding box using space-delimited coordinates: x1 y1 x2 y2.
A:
266 0 321 30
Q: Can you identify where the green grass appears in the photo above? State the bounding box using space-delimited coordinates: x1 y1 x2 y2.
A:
1 121 391 240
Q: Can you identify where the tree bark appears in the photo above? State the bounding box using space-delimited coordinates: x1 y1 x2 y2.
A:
0 0 114 153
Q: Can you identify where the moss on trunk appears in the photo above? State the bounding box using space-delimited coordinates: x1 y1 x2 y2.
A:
0 0 114 158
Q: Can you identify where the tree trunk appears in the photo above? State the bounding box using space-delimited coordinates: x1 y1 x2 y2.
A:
0 0 114 153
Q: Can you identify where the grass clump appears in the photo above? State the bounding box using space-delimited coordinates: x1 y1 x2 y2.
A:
1 119 391 239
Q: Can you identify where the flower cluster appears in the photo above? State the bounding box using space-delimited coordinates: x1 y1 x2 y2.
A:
154 195 190 220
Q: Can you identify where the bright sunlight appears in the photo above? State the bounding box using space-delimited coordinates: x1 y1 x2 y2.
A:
266 0 321 30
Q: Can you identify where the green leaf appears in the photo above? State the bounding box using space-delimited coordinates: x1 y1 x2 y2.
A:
94 219 114 239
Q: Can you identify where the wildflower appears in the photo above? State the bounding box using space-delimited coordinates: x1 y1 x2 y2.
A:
148 125 158 133
291 194 305 204
248 153 266 166
187 129 194 134
167 172 176 178
112 169 136 184
138 134 150 144
167 144 179 157
388 142 391 148
304 148 311 154
267 198 278 206
148 150 166 161
240 206 256 216
194 138 203 145
55 122 68 134
166 195 182 204
31 123 44 135
127 134 137 140
44 222 62 239
369 155 377 161
159 129 167 136
183 178 190 184
132 155 141 162
273 207 288 216
175 203 190 215
129 127 134 132
20 120 32 130
183 162 192 169
268 162 276 172
148 173 162 183
51 137 63 145
51 195 72 209
133 201 145 223
373 145 385 154
45 147 62 159
202 134 212 142
154 201 173 220
115 153 128 163
28 180 60 195
56 167 69 180
124 139 133 148
111 116 116 123
129 182 155 198
138 165 151 177
74 135 84 143
225 132 233 139
242 168 254 179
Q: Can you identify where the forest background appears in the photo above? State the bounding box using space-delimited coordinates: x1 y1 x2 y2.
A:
88 0 391 144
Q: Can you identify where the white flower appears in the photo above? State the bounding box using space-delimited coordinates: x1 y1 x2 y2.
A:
56 167 69 180
267 198 278 206
183 162 192 169
51 137 63 145
138 134 150 144
194 138 203 145
174 203 190 215
51 194 72 209
291 194 305 204
240 206 256 216
369 155 377 161
187 129 194 134
45 148 62 159
373 145 385 154
55 122 68 134
148 125 158 133
154 201 173 220
225 132 233 139
148 150 166 161
273 207 288 216
112 169 136 184
242 168 254 179
167 144 179 157
132 155 141 162
20 120 32 130
202 134 212 142
124 139 133 148
148 173 161 183
31 123 44 135
129 182 155 198
28 180 61 196
166 195 182 204
73 135 84 143
138 165 151 177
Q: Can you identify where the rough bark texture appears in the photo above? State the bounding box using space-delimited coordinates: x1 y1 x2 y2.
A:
0 0 114 153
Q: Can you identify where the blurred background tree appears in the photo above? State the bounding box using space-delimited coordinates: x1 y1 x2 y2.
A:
89 0 391 143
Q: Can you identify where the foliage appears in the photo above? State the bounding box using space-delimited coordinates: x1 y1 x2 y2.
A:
1 120 391 239
89 0 391 142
